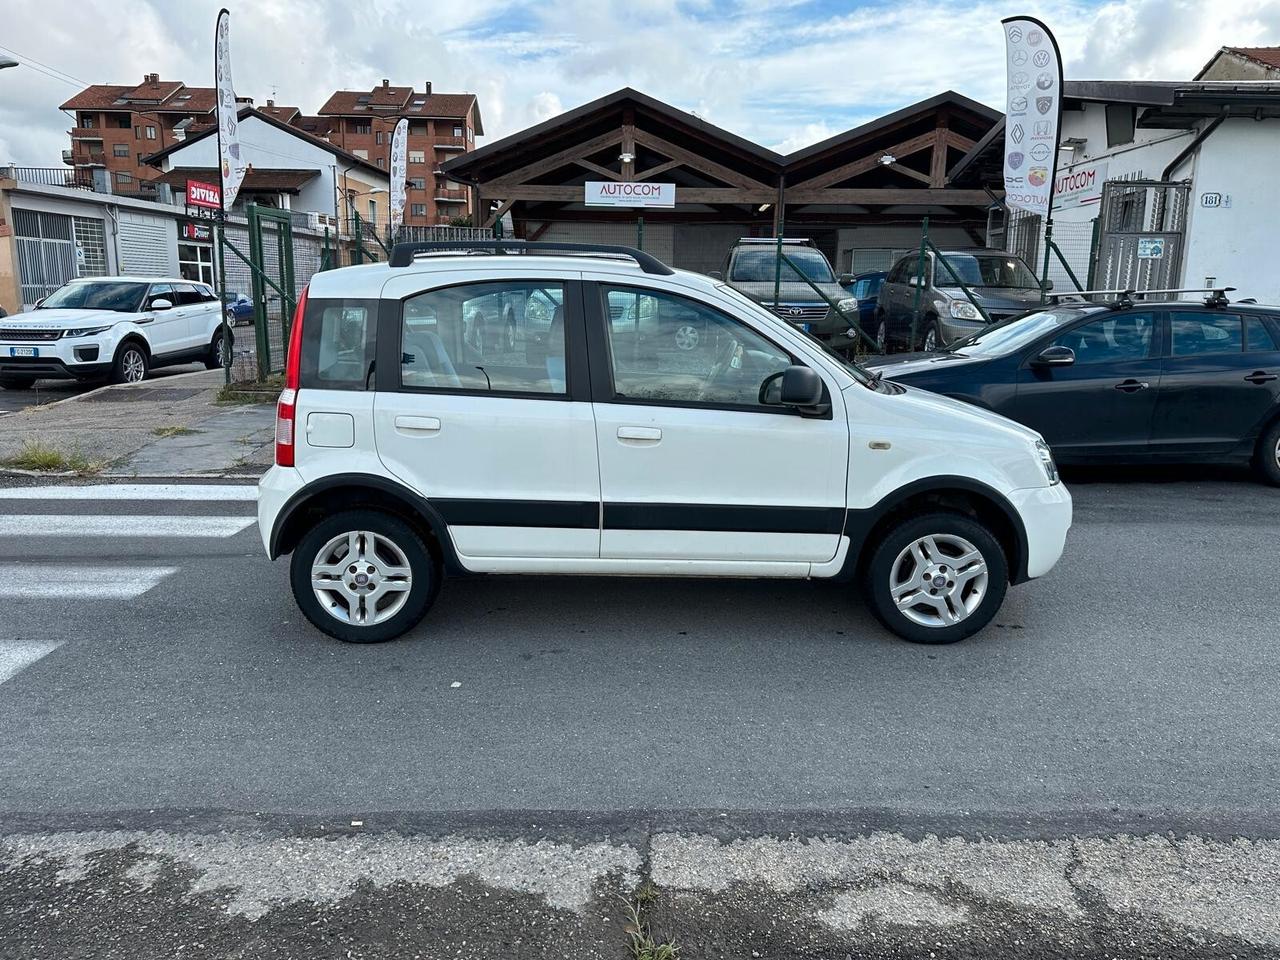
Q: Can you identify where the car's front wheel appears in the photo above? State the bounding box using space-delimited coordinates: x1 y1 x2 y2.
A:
290 510 440 643
921 317 943 352
111 342 149 384
875 318 889 354
864 512 1008 644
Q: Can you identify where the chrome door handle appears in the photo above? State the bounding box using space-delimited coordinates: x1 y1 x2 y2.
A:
1114 379 1149 392
394 415 441 434
617 426 661 442
1245 371 1278 384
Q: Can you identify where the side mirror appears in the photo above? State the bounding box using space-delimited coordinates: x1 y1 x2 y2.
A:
1041 278 1055 291
764 365 829 415
35 298 46 308
150 298 173 311
1033 344 1075 366
838 273 855 286
707 270 724 281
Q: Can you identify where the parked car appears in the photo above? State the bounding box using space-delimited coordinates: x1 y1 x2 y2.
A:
257 240 1071 647
876 249 1047 352
865 294 1280 484
0 276 230 388
713 238 862 353
222 291 254 325
839 270 889 350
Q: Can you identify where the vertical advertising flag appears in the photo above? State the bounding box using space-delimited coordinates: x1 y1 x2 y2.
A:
389 118 409 235
214 9 248 210
1002 16 1064 219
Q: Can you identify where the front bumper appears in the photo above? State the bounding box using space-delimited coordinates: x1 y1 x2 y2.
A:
1008 483 1073 580
0 338 112 379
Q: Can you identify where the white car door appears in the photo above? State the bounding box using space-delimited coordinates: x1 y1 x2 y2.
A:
142 283 185 355
372 269 601 563
586 280 850 566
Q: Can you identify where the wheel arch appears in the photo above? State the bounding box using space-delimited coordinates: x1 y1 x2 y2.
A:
115 333 151 359
269 473 464 576
842 476 1029 585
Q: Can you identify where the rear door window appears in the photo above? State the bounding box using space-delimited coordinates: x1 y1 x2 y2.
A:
1170 312 1242 356
399 281 567 395
300 299 377 390
1244 315 1280 352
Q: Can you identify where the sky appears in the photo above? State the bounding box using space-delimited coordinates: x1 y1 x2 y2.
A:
2 0 1280 165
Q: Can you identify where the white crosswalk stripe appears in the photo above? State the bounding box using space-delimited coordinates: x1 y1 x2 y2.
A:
0 515 256 537
0 640 62 686
0 565 180 600
0 484 258 502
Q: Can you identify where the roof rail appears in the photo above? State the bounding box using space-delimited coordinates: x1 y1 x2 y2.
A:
735 237 813 245
387 240 675 275
1049 286 1236 309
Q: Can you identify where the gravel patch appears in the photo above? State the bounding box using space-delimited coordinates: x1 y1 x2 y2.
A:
818 882 972 930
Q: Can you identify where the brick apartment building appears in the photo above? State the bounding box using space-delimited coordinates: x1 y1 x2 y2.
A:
59 74 219 199
317 80 483 226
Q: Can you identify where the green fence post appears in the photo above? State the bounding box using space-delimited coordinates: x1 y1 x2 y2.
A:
1040 217 1055 305
353 215 363 266
773 234 783 313
1086 217 1102 290
636 216 644 250
910 216 929 348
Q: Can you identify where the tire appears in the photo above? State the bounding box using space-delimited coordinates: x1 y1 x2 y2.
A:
863 512 1008 644
205 328 231 370
0 376 36 390
290 509 440 643
875 318 889 354
1257 419 1280 487
110 341 149 384
921 317 943 352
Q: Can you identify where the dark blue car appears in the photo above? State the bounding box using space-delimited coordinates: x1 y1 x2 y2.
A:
865 295 1280 483
222 292 253 325
839 270 888 349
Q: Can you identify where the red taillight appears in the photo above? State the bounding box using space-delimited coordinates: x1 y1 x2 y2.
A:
276 285 308 467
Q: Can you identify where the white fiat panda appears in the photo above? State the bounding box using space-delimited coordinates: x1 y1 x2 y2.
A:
258 242 1071 645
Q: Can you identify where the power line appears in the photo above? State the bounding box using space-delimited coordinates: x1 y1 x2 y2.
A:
0 44 89 89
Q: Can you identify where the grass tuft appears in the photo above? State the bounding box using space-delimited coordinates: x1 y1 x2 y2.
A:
622 885 678 960
2 440 100 474
151 425 198 438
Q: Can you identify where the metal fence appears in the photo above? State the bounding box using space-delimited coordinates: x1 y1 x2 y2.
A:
999 208 1097 293
5 166 95 191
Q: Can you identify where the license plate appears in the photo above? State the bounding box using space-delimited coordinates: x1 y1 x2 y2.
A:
9 347 37 358
801 323 812 333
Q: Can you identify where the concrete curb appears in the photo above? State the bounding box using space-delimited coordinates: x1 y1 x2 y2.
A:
28 366 225 412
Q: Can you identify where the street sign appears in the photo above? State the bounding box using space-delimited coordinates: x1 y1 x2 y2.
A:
584 181 676 208
186 180 222 209
1137 237 1166 259
1054 161 1108 210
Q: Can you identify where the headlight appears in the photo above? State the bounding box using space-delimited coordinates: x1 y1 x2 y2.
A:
1035 440 1059 485
836 298 859 323
62 325 112 338
949 300 982 321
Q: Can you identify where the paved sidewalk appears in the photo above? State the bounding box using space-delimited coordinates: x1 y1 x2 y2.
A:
0 369 275 478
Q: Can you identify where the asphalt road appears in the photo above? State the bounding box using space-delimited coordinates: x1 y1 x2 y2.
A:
0 363 210 415
2 472 1279 957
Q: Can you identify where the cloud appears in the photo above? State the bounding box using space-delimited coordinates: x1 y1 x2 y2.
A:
2 0 1279 165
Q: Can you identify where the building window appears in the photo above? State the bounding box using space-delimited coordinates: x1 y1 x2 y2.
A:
113 143 130 157
411 203 427 217
116 115 131 129
375 131 384 145
145 125 157 140
137 153 146 165
452 124 463 138
410 121 428 135
115 171 133 185
353 149 368 159
134 125 141 139
81 114 96 128
351 121 371 135
1105 104 1136 148
178 242 215 286
367 199 377 223
408 177 426 190
408 149 426 163
377 157 385 168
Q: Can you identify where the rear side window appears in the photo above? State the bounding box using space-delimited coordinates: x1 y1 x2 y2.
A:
300 298 377 391
1170 312 1242 356
1245 315 1280 352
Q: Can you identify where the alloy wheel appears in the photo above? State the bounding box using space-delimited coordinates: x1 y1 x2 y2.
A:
311 530 413 626
876 320 888 354
674 323 700 351
923 327 938 352
122 349 146 383
889 533 988 628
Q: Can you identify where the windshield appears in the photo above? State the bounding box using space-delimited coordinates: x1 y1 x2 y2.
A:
730 247 836 284
938 254 1039 289
716 283 875 387
38 281 149 313
948 308 1089 356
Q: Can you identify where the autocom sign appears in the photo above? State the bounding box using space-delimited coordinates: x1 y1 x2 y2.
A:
584 181 676 208
186 180 222 210
1053 161 1108 210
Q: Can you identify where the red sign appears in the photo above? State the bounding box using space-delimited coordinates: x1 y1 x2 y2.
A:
186 179 222 209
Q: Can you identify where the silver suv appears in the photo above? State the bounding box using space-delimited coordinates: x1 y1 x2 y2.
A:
876 249 1047 352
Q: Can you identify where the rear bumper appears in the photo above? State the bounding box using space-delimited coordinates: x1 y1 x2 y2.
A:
1008 483 1073 580
257 465 305 556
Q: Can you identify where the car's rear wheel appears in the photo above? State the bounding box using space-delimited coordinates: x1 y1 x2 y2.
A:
875 318 888 354
1256 419 1280 486
0 375 36 390
111 342 149 384
864 512 1008 644
290 509 440 643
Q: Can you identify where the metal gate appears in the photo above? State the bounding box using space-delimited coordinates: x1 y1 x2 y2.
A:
1093 180 1191 292
247 205 296 376
12 209 76 309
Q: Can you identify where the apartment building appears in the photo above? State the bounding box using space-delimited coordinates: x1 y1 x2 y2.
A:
317 80 483 225
59 74 218 200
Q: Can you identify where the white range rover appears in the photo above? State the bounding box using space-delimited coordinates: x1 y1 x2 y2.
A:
258 242 1072 645
0 276 231 388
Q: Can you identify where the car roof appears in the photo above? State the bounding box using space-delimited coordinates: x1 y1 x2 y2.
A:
67 275 208 286
304 254 729 300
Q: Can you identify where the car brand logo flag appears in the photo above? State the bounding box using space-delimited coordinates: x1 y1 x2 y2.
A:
214 9 248 211
389 118 409 236
1003 16 1063 218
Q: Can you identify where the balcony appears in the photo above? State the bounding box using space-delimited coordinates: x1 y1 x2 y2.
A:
69 149 107 167
434 189 468 203
69 126 105 141
8 167 96 191
433 136 467 151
